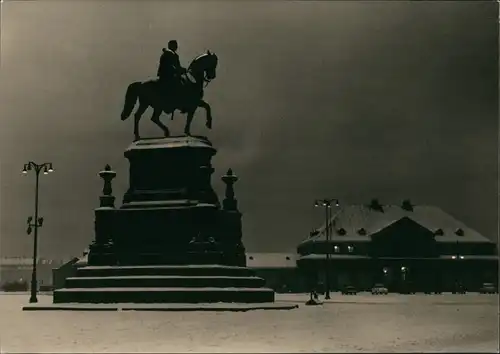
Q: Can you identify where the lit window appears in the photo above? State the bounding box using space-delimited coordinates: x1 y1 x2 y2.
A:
334 246 340 253
347 245 354 253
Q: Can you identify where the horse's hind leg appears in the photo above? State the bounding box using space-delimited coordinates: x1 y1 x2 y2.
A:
184 111 194 136
151 109 170 137
134 102 148 141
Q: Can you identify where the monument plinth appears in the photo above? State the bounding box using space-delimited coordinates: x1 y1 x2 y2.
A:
53 135 275 304
112 136 222 265
122 136 219 206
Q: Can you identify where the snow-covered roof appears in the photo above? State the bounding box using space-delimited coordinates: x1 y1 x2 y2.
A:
299 254 370 261
0 257 67 266
302 203 491 244
246 253 297 268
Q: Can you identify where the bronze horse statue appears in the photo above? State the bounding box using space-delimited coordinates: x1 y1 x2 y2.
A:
121 51 218 140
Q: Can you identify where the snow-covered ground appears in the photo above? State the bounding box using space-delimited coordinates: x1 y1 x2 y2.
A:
1 293 498 353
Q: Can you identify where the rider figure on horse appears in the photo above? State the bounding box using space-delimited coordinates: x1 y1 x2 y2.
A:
157 40 186 98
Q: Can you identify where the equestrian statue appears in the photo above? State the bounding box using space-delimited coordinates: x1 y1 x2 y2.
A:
121 40 218 140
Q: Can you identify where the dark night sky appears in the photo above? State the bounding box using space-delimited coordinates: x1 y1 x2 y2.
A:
0 1 497 259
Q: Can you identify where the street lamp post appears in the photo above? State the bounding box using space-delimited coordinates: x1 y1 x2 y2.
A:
314 198 339 300
22 161 53 303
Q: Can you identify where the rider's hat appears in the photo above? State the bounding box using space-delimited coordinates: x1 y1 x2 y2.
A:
167 40 178 50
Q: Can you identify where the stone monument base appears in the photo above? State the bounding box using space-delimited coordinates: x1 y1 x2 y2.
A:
54 135 278 306
53 264 275 304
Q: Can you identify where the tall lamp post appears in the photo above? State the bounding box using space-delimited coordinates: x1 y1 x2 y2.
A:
22 161 54 303
314 198 339 300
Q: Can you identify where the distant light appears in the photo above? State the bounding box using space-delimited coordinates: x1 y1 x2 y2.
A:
459 256 465 260
383 268 388 274
451 256 456 260
401 266 406 271
22 166 27 174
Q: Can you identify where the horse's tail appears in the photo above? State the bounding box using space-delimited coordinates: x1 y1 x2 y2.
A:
121 82 141 121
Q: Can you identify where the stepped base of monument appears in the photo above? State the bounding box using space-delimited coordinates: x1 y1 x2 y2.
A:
76 265 255 277
53 264 275 304
23 302 298 312
54 287 275 304
65 276 266 289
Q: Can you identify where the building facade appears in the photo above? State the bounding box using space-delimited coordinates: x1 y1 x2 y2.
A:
0 257 68 289
297 200 499 293
245 253 302 292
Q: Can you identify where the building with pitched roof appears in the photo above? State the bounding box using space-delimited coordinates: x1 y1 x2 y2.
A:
0 257 69 289
297 199 498 292
245 252 300 292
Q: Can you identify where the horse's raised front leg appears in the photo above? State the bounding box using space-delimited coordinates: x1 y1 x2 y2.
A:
133 103 148 141
198 99 212 129
151 108 170 137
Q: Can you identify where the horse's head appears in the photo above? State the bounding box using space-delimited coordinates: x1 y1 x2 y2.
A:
188 50 218 83
204 50 218 81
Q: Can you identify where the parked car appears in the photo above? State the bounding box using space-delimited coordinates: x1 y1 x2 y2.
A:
452 282 467 294
424 284 443 294
39 284 53 292
479 282 498 294
1 279 28 292
371 283 388 295
341 285 357 295
399 282 416 294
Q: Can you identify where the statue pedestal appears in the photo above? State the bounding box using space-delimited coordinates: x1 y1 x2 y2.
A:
55 135 276 304
122 135 220 207
114 136 221 265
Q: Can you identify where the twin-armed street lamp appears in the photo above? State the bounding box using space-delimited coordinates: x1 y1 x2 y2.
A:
314 198 340 300
22 161 54 303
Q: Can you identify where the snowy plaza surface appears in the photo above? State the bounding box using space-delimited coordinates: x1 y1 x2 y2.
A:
1 293 498 353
